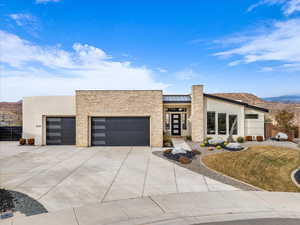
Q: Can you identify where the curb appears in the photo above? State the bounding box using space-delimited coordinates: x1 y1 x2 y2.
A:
291 167 300 188
200 155 264 191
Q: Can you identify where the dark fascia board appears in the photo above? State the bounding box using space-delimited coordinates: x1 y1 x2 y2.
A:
163 101 191 103
204 93 269 113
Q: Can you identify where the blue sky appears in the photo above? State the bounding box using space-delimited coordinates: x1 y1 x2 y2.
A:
1 0 300 101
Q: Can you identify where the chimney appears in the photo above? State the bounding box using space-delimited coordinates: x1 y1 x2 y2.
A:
191 85 204 142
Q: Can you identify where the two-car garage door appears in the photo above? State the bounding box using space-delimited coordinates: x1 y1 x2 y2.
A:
46 116 150 146
91 117 150 146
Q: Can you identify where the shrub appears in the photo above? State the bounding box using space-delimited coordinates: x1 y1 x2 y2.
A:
237 137 244 143
163 135 172 147
19 138 26 145
27 138 35 145
204 137 212 142
200 143 205 147
164 149 172 154
179 156 191 164
192 149 201 155
0 189 15 214
216 145 222 150
256 136 264 142
245 136 252 141
185 135 192 141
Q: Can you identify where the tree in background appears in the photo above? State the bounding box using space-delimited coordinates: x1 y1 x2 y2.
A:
275 110 295 134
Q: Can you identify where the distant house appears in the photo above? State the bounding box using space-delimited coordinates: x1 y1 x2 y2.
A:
22 85 268 146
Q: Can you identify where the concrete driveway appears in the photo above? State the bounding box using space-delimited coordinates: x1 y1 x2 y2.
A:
0 142 238 212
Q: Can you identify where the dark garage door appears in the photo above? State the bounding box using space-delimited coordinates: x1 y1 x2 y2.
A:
46 117 76 145
91 117 150 146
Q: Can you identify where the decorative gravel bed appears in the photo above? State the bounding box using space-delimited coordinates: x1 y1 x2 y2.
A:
9 190 48 216
152 151 258 191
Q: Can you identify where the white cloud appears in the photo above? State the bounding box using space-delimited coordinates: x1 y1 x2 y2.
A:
260 66 274 72
0 30 167 101
9 13 37 27
157 67 168 73
36 0 61 3
175 69 199 80
214 19 300 70
248 0 300 16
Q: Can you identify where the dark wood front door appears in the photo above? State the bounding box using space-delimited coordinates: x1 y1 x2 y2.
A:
171 114 181 136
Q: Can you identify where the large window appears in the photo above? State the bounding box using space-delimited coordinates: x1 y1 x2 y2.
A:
229 115 238 135
218 113 227 135
245 114 259 119
207 112 216 134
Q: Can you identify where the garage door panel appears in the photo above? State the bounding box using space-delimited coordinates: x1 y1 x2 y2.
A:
46 117 75 145
91 117 149 146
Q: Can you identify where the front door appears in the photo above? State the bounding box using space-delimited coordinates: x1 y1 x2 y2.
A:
171 114 181 136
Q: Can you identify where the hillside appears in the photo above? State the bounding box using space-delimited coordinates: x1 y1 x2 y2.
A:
263 95 300 103
212 93 300 125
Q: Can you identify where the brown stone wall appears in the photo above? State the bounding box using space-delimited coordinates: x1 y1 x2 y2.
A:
191 85 204 142
76 90 163 147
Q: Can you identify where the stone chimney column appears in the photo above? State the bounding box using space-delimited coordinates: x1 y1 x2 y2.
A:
191 85 204 142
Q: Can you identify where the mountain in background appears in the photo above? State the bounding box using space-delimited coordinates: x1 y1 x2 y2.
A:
263 95 300 103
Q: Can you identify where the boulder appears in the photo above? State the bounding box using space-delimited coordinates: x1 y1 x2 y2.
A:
171 148 187 154
275 132 288 140
208 137 224 145
226 143 242 149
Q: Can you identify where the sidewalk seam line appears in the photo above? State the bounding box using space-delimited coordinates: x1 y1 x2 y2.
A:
149 196 166 213
142 148 151 197
73 208 80 225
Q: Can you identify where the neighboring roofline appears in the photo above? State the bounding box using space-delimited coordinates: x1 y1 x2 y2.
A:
204 93 269 113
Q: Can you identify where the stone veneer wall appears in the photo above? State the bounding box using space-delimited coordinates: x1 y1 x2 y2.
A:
191 85 204 142
76 90 163 147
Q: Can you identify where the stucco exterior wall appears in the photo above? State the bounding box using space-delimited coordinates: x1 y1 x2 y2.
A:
244 108 265 137
191 85 204 142
22 96 76 145
76 90 163 147
205 97 245 139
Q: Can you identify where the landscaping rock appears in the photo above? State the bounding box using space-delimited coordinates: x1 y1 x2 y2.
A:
171 148 187 154
276 132 288 140
208 137 224 145
179 156 191 164
224 143 244 151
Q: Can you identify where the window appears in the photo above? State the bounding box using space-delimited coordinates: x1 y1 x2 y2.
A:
218 113 227 135
229 115 238 135
245 114 259 119
207 112 216 134
165 113 170 130
182 113 187 130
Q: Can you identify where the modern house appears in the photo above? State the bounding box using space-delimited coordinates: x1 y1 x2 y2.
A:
22 85 268 147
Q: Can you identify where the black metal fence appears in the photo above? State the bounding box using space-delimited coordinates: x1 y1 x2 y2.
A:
0 126 22 141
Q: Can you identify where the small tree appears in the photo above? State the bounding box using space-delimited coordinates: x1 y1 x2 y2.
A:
275 110 295 134
0 189 15 214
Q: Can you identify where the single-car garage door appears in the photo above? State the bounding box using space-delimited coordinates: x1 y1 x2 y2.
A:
46 117 76 145
91 117 150 146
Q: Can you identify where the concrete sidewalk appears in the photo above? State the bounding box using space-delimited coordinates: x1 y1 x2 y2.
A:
2 191 300 225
